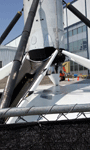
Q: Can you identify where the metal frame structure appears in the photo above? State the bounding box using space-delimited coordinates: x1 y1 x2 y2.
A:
0 103 90 118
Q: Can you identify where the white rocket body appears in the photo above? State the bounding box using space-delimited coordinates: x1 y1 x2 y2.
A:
23 0 64 52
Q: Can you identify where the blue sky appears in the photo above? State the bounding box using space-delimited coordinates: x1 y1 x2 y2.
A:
0 0 73 45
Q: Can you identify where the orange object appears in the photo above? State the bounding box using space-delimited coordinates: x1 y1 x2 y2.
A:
68 78 70 81
60 73 65 80
60 73 65 81
77 77 79 81
63 66 66 72
60 73 65 77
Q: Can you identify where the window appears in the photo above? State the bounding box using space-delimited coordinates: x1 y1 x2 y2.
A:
82 38 87 51
83 25 86 32
69 42 73 52
73 29 77 35
78 27 82 34
74 62 78 71
73 41 77 51
69 30 72 37
77 39 83 51
69 38 87 52
70 66 73 71
79 65 83 71
70 61 73 71
84 67 87 70
64 32 67 38
0 61 2 68
65 44 67 50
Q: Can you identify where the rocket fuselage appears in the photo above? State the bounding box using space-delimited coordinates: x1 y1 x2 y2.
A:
23 0 64 54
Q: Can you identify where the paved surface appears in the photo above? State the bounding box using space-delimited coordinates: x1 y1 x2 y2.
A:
0 76 53 89
40 76 53 85
7 77 90 123
60 78 90 85
0 76 90 89
0 77 7 89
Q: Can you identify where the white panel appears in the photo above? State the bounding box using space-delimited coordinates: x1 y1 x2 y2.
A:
0 46 16 66
64 0 86 28
67 0 85 26
63 8 67 28
6 36 21 48
0 62 13 80
23 0 64 50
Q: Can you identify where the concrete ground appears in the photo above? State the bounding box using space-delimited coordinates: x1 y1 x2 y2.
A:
60 78 90 85
0 76 90 89
0 77 7 89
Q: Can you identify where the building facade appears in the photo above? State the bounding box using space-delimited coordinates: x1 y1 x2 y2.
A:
0 46 17 67
64 0 90 75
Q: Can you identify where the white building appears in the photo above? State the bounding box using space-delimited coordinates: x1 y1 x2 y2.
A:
0 45 17 67
64 0 90 75
1 0 90 75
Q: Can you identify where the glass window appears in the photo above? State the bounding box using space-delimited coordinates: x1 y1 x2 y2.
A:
69 42 73 52
70 61 73 66
77 40 80 51
78 27 82 34
73 29 77 35
83 25 86 32
82 38 87 51
70 61 73 71
73 41 77 51
74 65 78 71
77 39 83 51
74 62 78 71
83 44 87 50
84 67 87 70
70 66 73 71
69 30 72 37
65 44 67 50
79 65 83 71
64 32 67 38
